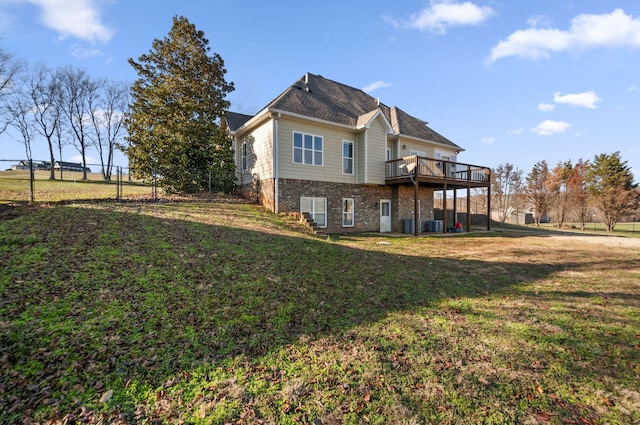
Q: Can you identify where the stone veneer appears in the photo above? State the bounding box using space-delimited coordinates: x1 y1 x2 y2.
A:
240 178 435 234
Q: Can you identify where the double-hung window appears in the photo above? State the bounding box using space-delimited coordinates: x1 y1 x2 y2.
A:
300 197 327 228
241 141 248 172
343 141 354 175
293 132 323 166
342 198 354 227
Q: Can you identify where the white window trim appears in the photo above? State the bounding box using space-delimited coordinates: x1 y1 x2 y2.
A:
292 131 324 166
300 197 327 228
342 198 354 227
342 140 354 175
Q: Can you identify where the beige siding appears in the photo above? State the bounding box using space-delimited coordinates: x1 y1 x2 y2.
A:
365 116 388 185
236 120 273 185
277 117 359 184
356 132 365 183
397 137 456 159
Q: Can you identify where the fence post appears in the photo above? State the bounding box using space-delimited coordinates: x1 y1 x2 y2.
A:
29 159 35 203
153 169 157 200
116 166 121 201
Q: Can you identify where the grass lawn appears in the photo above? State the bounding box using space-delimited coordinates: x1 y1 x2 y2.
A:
0 170 153 203
531 221 640 237
1 200 638 424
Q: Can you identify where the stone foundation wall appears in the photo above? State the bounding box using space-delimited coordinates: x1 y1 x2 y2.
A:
279 179 434 234
395 185 436 231
239 178 435 234
238 178 275 211
278 179 390 233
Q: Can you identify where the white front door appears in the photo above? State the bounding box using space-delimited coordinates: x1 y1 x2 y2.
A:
380 200 391 232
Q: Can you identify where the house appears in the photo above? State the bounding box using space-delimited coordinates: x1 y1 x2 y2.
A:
11 160 51 171
53 161 92 173
223 72 491 234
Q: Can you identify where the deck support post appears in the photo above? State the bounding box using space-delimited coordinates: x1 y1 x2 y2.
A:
442 183 447 233
414 177 419 236
487 171 492 230
453 189 458 230
466 185 471 232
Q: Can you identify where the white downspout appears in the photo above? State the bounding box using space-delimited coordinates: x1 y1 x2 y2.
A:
364 128 368 184
272 112 281 213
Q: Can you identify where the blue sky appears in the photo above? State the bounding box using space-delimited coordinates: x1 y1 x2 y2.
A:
1 0 639 179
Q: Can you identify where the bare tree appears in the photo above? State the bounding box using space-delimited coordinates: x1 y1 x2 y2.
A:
525 160 550 227
52 99 67 180
567 158 590 230
88 79 129 180
59 66 96 180
0 46 23 136
28 62 60 180
5 72 36 161
491 163 523 223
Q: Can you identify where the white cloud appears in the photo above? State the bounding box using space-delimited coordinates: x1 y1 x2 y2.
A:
553 91 601 109
531 120 571 136
627 85 640 92
506 128 524 135
538 102 555 111
15 0 113 43
68 154 98 164
527 15 552 28
362 81 392 94
388 0 495 34
487 9 640 62
481 137 495 144
70 45 104 59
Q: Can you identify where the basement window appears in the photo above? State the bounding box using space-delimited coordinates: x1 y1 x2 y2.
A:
300 197 327 228
342 198 354 227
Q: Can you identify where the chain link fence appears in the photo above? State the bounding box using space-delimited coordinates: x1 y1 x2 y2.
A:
0 159 156 203
1 159 236 204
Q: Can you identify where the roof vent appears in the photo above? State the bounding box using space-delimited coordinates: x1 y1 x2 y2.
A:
305 86 312 93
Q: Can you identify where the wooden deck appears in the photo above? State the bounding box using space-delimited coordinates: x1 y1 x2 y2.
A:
385 155 491 234
385 156 491 189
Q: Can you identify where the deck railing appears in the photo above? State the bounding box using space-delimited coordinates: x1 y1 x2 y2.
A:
386 156 490 185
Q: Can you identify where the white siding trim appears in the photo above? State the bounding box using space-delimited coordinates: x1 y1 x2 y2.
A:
273 113 280 213
364 129 368 184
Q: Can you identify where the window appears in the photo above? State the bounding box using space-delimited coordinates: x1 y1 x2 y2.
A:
241 141 248 171
293 132 323 166
300 197 327 228
342 198 354 227
343 141 354 174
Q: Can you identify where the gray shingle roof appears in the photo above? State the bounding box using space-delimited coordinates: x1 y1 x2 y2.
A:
229 72 462 150
223 111 253 132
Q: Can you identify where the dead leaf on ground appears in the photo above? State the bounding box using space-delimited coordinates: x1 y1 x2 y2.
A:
99 389 113 403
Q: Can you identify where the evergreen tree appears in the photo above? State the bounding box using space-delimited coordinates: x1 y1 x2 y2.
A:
126 16 235 193
586 151 638 232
